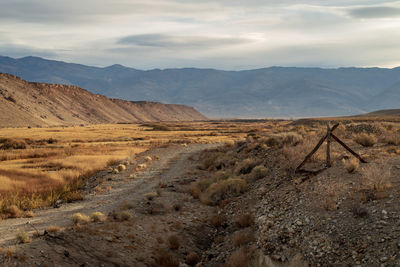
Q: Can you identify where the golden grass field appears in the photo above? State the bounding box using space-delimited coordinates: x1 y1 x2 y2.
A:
0 121 286 215
1 118 399 217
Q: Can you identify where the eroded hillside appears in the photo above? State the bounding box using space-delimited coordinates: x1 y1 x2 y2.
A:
0 73 206 127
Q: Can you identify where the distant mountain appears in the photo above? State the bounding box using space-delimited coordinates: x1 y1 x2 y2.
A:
1 55 399 118
0 73 206 127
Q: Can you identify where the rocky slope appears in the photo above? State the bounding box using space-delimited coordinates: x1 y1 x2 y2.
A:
0 73 206 127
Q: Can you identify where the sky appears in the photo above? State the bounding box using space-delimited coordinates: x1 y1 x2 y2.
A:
0 0 400 70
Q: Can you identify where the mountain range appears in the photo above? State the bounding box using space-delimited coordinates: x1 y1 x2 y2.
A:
0 73 205 127
0 55 399 118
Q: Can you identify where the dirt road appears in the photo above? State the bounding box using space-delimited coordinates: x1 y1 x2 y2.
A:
0 143 217 246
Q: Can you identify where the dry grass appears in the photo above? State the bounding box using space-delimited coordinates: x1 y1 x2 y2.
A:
210 214 227 227
185 252 200 266
250 165 268 180
90 211 106 222
153 248 179 267
343 158 359 173
354 133 377 147
235 214 254 228
16 231 31 244
201 178 248 205
361 161 392 192
3 205 23 218
0 121 283 216
225 247 251 267
167 234 180 250
46 225 61 233
232 230 254 247
71 213 90 225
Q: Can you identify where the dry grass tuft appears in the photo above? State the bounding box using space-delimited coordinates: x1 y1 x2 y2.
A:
354 133 377 147
232 230 254 247
16 231 31 244
185 252 200 266
201 178 247 205
90 211 106 222
167 234 180 250
46 225 61 233
225 247 251 267
71 212 90 225
153 248 179 267
235 158 257 175
250 165 268 180
144 192 158 201
210 214 227 227
343 158 359 173
118 211 131 221
4 205 23 218
362 161 392 192
117 164 126 172
235 214 254 228
24 210 34 218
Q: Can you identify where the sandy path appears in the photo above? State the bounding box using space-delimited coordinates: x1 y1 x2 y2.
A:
0 143 217 246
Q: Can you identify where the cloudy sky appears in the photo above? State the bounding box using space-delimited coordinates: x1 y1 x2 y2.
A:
0 0 400 70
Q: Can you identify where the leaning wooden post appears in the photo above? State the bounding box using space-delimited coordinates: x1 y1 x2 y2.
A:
326 123 331 168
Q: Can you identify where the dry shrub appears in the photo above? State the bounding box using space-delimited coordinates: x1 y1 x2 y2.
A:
202 178 248 205
117 164 126 172
16 231 31 244
185 252 200 266
235 158 257 175
381 132 400 145
144 192 158 200
120 200 135 210
0 139 27 150
61 191 84 203
118 211 131 221
210 214 227 227
225 247 251 267
354 133 377 147
196 179 214 192
91 211 106 222
250 165 268 180
24 210 34 218
71 213 90 225
4 205 23 218
214 170 230 181
362 161 392 192
232 230 254 247
343 157 359 173
350 204 369 218
235 214 254 228
46 225 61 233
188 185 201 199
153 248 179 267
262 132 302 148
167 234 180 250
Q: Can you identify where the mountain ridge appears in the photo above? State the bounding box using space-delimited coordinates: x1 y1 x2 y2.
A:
1 55 400 118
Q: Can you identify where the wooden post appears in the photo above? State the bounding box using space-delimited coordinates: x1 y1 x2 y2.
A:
331 134 367 163
326 123 331 168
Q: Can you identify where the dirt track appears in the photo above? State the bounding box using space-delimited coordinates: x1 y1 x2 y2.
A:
0 143 217 247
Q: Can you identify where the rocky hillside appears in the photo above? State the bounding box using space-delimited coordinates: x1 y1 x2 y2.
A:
0 73 206 127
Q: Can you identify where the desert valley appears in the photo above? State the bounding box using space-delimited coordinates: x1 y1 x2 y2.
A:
0 73 399 266
1 0 400 266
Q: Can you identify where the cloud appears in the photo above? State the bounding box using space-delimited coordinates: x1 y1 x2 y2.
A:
348 6 400 18
117 34 251 48
0 43 58 59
